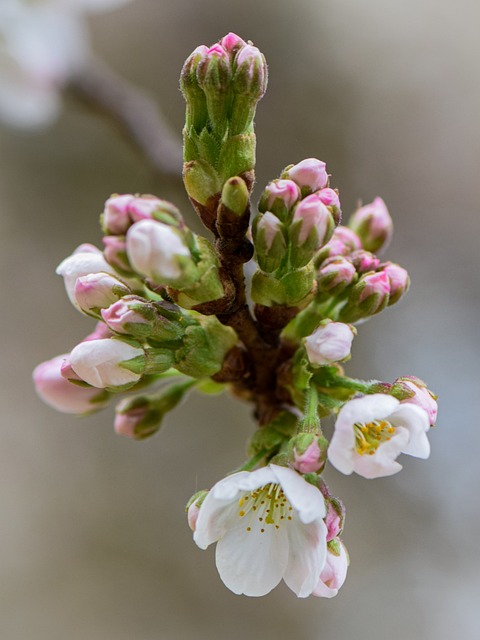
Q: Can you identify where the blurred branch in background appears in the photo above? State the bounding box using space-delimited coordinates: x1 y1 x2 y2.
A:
67 57 183 179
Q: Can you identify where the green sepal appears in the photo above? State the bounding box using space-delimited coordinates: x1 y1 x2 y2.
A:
183 159 221 205
247 411 297 457
280 263 315 306
251 270 287 306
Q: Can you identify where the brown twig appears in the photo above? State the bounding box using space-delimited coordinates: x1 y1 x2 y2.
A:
67 57 183 178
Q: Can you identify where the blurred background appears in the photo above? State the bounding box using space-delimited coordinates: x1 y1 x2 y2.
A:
1 0 479 638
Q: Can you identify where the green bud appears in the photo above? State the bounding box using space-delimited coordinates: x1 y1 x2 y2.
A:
180 46 209 133
174 316 237 378
221 176 249 216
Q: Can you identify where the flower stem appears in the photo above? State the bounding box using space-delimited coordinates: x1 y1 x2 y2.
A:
298 385 321 434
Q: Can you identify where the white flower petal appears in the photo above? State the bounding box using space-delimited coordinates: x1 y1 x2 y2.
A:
327 426 356 475
313 541 349 598
271 465 326 523
284 517 327 598
335 394 399 430
390 404 431 459
215 518 289 597
213 467 276 500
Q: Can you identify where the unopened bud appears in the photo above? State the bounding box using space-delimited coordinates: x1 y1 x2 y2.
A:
33 354 111 415
180 45 209 132
69 338 148 390
186 490 209 531
220 32 246 57
394 376 438 426
348 197 393 254
317 256 357 295
316 226 362 263
102 194 134 235
379 261 410 305
313 540 349 598
74 272 130 318
304 320 355 366
258 179 301 220
283 158 329 195
252 212 287 273
56 245 118 309
101 296 186 342
289 195 335 268
349 249 380 274
290 433 327 474
229 43 267 134
103 235 133 275
126 220 195 287
340 271 390 321
221 176 249 216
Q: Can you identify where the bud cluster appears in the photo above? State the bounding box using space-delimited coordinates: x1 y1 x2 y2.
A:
33 33 437 602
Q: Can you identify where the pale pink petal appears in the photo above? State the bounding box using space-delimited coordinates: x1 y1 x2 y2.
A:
284 517 327 598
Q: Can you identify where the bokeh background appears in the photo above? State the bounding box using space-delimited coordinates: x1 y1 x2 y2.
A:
1 0 479 638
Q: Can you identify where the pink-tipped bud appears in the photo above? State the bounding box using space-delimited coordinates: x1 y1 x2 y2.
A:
126 220 191 284
114 405 150 438
186 490 209 532
196 44 231 90
358 271 390 306
74 272 130 317
349 249 380 274
56 245 117 308
395 376 438 426
305 320 355 366
33 354 110 415
102 195 135 235
292 194 335 247
313 539 349 598
293 436 325 474
317 226 362 262
101 299 149 335
257 212 284 251
83 321 114 342
349 196 393 254
258 179 301 218
285 158 329 193
70 338 145 389
325 503 343 542
379 261 410 305
317 188 341 210
233 44 268 99
102 235 132 275
252 212 286 273
220 32 246 56
317 256 357 294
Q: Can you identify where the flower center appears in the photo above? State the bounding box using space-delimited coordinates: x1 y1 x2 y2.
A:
354 419 395 455
237 483 293 533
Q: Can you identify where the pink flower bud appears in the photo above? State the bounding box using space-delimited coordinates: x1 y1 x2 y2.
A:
187 499 201 532
233 45 267 99
126 220 190 282
262 179 301 215
317 256 357 293
292 194 334 246
196 44 230 90
293 439 323 474
325 503 343 542
102 235 132 274
33 354 110 414
318 226 362 261
101 299 149 335
220 33 246 55
379 261 410 305
70 338 144 389
83 322 114 342
74 272 130 316
395 376 438 426
56 245 117 308
286 158 329 192
349 250 380 274
129 196 168 223
349 196 393 254
103 194 134 235
317 188 341 210
305 321 355 366
313 540 349 598
358 271 390 305
60 355 83 382
114 405 150 438
256 212 284 250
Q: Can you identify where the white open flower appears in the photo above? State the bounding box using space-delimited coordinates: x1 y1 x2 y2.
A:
194 464 327 598
328 394 430 479
0 0 130 129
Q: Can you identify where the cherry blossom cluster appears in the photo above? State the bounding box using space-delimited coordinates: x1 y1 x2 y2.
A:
33 33 437 599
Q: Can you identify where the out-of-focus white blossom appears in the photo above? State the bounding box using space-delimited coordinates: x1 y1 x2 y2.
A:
0 0 131 129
